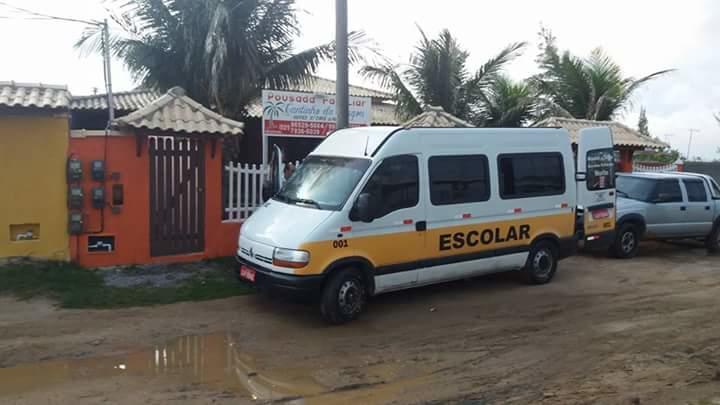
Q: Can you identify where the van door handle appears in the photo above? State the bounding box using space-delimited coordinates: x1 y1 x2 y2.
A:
680 206 687 211
415 221 427 232
706 206 711 210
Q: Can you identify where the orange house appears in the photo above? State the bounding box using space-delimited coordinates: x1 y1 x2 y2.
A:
68 87 243 268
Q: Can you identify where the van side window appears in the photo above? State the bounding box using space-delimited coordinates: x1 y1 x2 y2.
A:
429 155 490 205
683 179 708 202
361 155 419 218
652 180 683 203
498 153 565 199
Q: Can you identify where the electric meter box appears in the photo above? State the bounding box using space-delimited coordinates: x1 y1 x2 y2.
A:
92 187 105 209
91 160 105 181
68 212 83 235
67 158 82 182
68 186 84 209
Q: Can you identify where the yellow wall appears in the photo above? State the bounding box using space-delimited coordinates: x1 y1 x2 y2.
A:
0 114 69 260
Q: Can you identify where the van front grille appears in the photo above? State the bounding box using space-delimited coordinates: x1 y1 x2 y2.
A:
255 254 273 264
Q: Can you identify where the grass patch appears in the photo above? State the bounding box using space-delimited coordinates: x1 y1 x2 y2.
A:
0 259 253 309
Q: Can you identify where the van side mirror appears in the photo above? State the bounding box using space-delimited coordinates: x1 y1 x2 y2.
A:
352 193 375 223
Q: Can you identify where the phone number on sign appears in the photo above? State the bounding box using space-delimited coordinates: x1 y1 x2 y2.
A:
264 120 335 136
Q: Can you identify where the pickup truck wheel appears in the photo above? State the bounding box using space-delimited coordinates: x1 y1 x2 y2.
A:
612 223 640 259
320 269 367 325
706 224 720 253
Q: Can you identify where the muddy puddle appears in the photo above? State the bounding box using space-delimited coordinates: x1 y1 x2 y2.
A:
0 333 429 404
0 333 332 403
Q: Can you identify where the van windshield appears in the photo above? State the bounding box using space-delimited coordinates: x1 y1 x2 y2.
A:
616 176 656 202
274 156 371 211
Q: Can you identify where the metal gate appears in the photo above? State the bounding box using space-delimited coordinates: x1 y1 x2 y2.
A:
149 137 205 256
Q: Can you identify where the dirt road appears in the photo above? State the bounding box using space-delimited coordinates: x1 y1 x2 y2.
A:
1 242 719 404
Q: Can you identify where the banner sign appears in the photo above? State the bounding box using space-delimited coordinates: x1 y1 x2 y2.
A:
262 90 372 137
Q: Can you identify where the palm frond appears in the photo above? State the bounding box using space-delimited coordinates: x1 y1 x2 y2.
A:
467 42 526 91
360 64 421 119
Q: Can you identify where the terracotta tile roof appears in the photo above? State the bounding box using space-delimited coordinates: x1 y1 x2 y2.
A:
537 117 668 149
0 81 71 109
290 76 393 100
113 87 244 136
401 105 474 128
73 76 392 112
71 89 161 111
371 102 400 125
76 76 397 125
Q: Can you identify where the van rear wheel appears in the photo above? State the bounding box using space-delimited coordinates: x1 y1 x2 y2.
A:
320 269 367 324
523 241 558 284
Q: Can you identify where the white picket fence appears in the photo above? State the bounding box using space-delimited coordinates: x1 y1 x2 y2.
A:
633 161 679 172
224 160 301 222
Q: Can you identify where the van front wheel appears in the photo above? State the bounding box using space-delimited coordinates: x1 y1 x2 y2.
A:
320 269 367 324
523 241 558 285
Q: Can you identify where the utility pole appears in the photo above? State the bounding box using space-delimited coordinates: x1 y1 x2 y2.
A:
686 128 700 160
335 0 349 129
102 19 114 125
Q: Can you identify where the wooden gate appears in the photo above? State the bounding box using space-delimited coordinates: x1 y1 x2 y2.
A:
149 137 205 256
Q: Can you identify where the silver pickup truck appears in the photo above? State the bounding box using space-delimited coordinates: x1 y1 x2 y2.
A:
612 172 720 258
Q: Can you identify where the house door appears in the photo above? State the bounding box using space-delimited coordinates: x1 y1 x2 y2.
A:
149 137 205 256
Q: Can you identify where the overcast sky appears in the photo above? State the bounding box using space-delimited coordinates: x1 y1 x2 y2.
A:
1 0 718 159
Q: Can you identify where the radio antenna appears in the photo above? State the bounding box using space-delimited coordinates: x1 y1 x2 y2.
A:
363 135 370 156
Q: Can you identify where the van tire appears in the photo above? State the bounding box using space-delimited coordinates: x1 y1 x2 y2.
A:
705 223 720 253
320 269 367 324
523 241 558 285
612 223 640 259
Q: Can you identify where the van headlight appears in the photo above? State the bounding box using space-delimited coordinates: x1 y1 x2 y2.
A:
273 248 310 268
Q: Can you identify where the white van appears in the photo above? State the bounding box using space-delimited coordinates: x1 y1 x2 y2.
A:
237 126 615 323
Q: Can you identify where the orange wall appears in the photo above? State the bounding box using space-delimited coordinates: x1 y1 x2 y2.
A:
618 149 634 173
68 133 240 268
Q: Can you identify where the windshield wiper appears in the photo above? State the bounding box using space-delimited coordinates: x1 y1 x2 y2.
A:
287 197 322 209
616 190 629 198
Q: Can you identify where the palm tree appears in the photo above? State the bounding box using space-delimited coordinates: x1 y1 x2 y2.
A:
533 28 673 121
473 76 536 127
76 0 365 118
361 27 526 124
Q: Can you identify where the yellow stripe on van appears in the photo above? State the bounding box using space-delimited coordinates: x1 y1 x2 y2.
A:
295 212 575 276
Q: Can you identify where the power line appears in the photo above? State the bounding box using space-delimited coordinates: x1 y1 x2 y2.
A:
0 15 54 20
0 1 114 130
0 1 101 25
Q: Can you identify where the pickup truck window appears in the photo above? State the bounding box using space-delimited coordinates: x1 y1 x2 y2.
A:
683 179 708 202
586 148 615 191
652 180 683 203
616 176 656 202
710 178 720 199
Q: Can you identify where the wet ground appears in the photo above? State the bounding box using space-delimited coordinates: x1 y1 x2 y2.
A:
1 242 720 404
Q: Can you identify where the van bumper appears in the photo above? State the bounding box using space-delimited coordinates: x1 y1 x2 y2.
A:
581 229 616 251
235 256 324 297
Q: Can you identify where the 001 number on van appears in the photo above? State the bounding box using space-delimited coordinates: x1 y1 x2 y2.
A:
332 239 349 249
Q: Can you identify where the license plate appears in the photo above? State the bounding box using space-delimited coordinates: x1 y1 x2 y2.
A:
592 208 610 219
239 265 256 282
